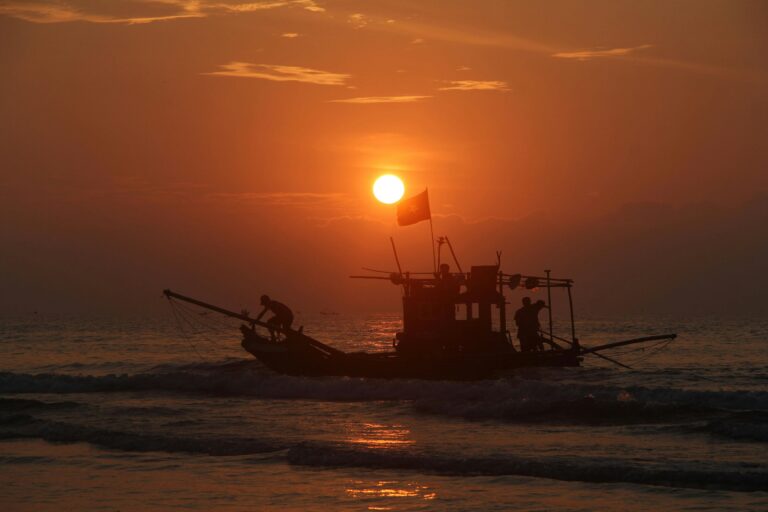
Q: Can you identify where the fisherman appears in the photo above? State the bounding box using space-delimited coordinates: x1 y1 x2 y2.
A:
257 295 294 341
514 297 547 351
514 297 534 351
437 263 461 294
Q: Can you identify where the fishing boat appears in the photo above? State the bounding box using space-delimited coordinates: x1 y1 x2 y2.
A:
164 238 676 379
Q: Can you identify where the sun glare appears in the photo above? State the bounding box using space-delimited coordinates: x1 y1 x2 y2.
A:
373 175 405 204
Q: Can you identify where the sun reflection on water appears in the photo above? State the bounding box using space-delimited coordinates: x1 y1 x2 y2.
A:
346 479 437 504
346 422 415 449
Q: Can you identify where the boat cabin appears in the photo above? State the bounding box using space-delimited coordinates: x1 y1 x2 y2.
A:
392 265 511 354
351 237 580 357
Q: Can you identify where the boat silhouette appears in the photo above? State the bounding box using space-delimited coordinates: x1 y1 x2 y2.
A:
164 241 675 379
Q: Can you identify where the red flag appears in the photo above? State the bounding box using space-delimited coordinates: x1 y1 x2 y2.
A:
397 189 431 226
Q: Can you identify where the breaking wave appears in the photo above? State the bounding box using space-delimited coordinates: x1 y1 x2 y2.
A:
287 442 768 492
414 395 718 425
1 413 765 492
0 416 285 456
0 397 81 412
699 411 768 443
2 367 767 411
2 366 767 446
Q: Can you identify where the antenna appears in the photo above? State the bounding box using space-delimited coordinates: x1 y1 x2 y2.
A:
389 237 403 275
445 236 463 274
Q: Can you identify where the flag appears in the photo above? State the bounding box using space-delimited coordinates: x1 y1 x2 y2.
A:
397 188 431 226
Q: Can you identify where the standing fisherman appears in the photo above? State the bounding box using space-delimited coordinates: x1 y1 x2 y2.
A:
257 295 294 340
514 297 547 351
514 297 534 351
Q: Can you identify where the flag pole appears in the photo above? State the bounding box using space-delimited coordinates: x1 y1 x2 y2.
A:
426 188 436 272
429 216 436 273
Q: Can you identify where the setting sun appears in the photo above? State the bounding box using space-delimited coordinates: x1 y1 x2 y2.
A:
372 174 405 204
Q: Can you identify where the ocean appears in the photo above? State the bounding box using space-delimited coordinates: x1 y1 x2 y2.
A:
1 312 767 511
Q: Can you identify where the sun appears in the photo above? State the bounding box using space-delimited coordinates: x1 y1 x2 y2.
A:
373 174 405 204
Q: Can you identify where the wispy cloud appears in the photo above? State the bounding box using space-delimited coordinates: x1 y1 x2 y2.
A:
551 44 768 82
553 44 652 60
208 191 349 207
330 95 431 104
439 80 509 92
204 62 350 86
281 32 300 38
347 12 368 29
370 18 557 54
0 0 325 24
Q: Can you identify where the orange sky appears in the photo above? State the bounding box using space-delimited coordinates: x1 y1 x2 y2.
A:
1 0 767 316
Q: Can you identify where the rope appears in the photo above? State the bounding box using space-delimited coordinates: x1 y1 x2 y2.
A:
167 299 207 362
171 301 231 351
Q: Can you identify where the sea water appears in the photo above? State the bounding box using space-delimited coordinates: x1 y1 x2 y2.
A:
1 312 767 511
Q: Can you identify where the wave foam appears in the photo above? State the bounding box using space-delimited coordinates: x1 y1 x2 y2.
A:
1 368 766 423
0 416 285 456
287 442 768 492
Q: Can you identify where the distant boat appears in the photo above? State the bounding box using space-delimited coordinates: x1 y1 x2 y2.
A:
164 241 675 380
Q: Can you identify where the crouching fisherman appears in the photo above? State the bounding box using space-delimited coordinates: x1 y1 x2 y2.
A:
257 295 294 341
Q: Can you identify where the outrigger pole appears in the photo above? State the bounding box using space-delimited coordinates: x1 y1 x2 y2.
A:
164 289 345 356
164 289 263 326
581 334 677 355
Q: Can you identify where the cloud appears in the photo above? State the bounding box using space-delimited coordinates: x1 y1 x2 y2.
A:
553 44 652 60
207 191 348 206
551 44 768 82
204 62 350 86
329 95 431 104
282 32 300 38
439 80 509 92
347 12 368 29
0 0 325 24
371 18 557 54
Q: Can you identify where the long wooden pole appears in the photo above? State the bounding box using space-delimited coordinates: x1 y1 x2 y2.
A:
545 269 553 342
164 289 263 326
567 284 578 349
542 330 633 369
429 217 437 273
581 334 677 354
164 289 345 356
445 236 463 273
389 236 403 275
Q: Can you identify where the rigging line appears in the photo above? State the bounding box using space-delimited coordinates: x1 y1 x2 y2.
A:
187 304 241 331
588 337 677 370
174 299 254 352
174 300 242 335
602 338 675 357
619 339 675 358
168 299 206 362
617 340 675 367
624 339 675 364
607 345 660 357
172 302 229 350
172 300 232 334
172 300 226 352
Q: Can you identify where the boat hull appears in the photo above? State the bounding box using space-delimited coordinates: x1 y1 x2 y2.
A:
241 331 581 380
